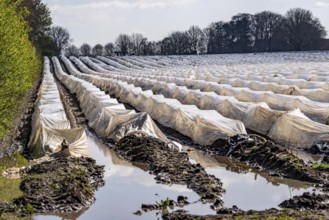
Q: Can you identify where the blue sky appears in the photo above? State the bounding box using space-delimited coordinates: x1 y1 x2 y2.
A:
43 0 329 46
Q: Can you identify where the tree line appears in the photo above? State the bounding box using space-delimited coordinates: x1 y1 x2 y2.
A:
66 8 327 57
0 1 327 140
0 0 41 139
0 0 66 139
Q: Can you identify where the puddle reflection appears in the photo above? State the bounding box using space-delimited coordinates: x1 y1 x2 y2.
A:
35 132 320 219
35 131 214 220
188 150 317 210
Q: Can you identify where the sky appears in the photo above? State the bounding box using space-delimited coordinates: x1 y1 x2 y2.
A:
43 0 329 46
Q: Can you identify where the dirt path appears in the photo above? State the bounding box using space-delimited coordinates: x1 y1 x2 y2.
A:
51 61 87 128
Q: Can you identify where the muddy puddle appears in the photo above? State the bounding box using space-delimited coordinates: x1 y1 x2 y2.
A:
34 131 319 219
35 131 213 220
187 149 319 211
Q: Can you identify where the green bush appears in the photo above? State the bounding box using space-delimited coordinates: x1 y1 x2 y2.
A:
311 163 329 171
0 0 41 139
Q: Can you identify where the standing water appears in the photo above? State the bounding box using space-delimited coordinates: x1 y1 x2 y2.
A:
188 150 318 210
35 131 213 220
35 131 318 219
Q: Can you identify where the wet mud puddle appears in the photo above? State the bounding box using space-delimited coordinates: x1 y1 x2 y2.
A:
188 150 319 211
35 131 213 220
35 131 318 219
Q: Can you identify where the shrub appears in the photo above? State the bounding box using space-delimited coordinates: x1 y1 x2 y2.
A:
0 0 41 139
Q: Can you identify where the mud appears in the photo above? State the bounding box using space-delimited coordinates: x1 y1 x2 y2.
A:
52 62 88 128
199 135 329 184
279 192 329 210
156 121 329 185
2 57 328 219
323 156 329 164
134 195 192 218
0 64 105 217
155 121 194 145
164 208 328 220
0 78 41 158
113 134 225 209
0 157 104 215
140 195 190 212
151 124 329 219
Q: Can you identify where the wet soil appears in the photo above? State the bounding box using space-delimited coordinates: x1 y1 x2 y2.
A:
136 196 191 216
1 61 105 218
155 121 194 145
51 60 88 128
207 135 329 184
113 134 225 209
0 78 41 158
0 157 104 216
156 121 329 185
279 192 329 210
164 208 328 220
93 67 315 199
154 123 329 218
63 59 329 218
1 58 328 219
323 156 329 163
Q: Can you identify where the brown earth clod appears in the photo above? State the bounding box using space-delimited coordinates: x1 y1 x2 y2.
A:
114 133 225 208
0 156 105 215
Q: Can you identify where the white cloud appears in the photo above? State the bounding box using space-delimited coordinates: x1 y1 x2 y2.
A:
45 0 329 46
51 0 197 11
315 1 329 8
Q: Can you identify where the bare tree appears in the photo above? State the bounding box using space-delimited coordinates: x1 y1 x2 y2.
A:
187 25 203 54
196 31 208 54
160 37 172 55
204 21 232 54
65 45 80 57
229 13 255 53
254 11 285 52
104 42 115 56
115 34 131 55
144 41 160 55
130 33 147 55
92 44 104 56
168 31 190 55
48 26 71 53
204 22 218 54
80 43 91 56
285 8 326 50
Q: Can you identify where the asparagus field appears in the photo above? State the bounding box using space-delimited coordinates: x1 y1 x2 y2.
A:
1 52 329 220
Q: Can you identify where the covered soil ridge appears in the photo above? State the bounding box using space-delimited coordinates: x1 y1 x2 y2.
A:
1 60 104 217
66 56 329 185
156 120 329 185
